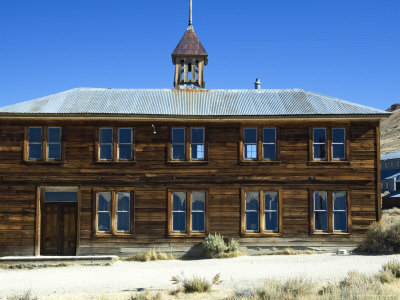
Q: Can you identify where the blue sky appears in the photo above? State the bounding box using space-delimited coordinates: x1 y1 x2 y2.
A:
0 0 399 110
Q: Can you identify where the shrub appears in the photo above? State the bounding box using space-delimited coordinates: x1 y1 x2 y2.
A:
171 272 222 294
377 268 396 283
248 277 314 299
7 290 37 300
130 291 163 300
124 249 175 262
357 208 400 254
227 238 240 253
201 233 227 258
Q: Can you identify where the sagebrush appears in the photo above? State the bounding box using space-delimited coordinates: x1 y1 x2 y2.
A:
171 272 222 293
201 233 243 258
124 249 175 262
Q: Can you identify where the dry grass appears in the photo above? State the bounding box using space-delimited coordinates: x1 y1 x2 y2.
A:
254 248 317 256
171 272 222 294
6 290 38 300
123 249 176 262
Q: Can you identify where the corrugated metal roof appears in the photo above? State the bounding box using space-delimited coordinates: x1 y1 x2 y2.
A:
0 88 389 117
381 151 400 160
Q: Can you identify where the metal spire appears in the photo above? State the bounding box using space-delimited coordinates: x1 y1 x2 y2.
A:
188 0 194 31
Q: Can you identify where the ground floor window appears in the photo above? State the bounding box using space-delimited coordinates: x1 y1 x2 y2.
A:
241 189 282 235
311 190 350 233
93 189 134 236
168 189 208 236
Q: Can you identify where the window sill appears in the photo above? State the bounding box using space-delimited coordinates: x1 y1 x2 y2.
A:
23 160 66 165
94 161 136 165
92 233 134 238
241 232 282 237
307 161 350 166
166 161 209 165
310 232 351 235
168 233 207 238
239 160 281 165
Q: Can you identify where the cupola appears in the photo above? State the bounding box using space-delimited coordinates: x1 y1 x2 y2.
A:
172 0 208 88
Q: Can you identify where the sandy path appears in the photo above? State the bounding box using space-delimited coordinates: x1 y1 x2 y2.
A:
1 253 400 298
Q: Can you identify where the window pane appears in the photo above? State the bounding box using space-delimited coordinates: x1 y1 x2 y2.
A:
314 191 327 210
97 192 111 232
29 144 42 160
119 144 132 160
313 144 326 159
265 211 278 231
100 145 113 160
246 212 259 231
48 128 61 143
192 192 205 210
45 192 78 202
98 213 111 232
332 144 345 160
172 128 185 143
98 192 111 211
173 192 186 211
191 128 204 144
314 212 328 231
332 128 345 143
173 212 186 232
245 145 257 159
263 144 276 160
246 192 259 210
172 145 185 160
333 192 347 210
100 129 113 143
48 144 61 160
265 192 278 210
263 128 275 143
117 212 130 232
28 128 42 143
192 212 205 232
191 144 204 160
244 128 257 143
117 192 130 211
119 128 132 144
313 129 326 143
334 212 347 231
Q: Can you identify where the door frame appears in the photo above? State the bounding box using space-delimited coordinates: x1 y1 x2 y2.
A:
35 186 80 256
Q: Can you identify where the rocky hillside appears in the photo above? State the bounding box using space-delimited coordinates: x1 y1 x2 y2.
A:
381 103 400 155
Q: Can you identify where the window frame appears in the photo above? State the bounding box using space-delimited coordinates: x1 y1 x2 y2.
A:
167 189 209 237
309 189 351 234
24 126 65 163
92 188 135 237
167 126 208 163
95 127 135 163
309 127 349 162
240 127 280 162
240 188 282 236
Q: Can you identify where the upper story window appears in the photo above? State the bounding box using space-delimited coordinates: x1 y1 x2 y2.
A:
310 190 350 234
94 189 134 236
25 126 63 162
241 189 282 235
97 128 134 162
241 127 278 161
168 189 208 236
169 127 206 162
312 127 347 161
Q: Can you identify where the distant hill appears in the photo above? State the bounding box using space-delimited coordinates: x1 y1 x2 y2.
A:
381 103 400 155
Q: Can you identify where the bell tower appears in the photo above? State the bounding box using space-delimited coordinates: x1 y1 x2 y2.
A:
172 0 208 88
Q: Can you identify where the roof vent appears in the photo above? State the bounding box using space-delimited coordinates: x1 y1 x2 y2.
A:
254 78 261 90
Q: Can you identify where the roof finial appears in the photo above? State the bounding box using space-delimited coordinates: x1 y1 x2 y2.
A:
188 0 193 31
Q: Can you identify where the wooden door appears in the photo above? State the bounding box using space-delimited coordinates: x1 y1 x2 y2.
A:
41 203 77 255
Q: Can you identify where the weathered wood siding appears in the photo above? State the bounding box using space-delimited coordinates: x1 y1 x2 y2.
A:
0 119 379 255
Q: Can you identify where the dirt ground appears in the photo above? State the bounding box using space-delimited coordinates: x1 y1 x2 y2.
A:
1 253 400 299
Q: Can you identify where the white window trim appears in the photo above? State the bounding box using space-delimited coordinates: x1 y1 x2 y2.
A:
313 191 328 232
244 128 258 160
313 128 327 160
